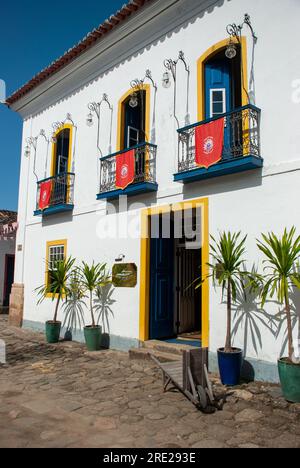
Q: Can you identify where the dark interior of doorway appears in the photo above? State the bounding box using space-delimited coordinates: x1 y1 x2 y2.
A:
3 254 15 308
149 211 202 345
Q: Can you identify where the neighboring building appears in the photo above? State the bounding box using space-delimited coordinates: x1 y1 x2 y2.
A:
6 0 300 382
0 211 17 313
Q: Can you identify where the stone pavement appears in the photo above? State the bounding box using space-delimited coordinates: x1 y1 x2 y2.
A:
0 316 299 448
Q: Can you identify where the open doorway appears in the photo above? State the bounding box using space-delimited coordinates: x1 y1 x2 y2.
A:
149 211 202 347
121 90 146 150
3 254 15 307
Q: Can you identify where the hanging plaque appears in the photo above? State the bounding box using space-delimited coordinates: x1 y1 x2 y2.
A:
112 263 137 288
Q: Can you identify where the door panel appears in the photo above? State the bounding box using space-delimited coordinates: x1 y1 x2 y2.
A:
177 247 201 334
150 236 174 340
205 59 231 151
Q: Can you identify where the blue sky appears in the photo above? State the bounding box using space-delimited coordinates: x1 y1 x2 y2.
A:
0 0 125 211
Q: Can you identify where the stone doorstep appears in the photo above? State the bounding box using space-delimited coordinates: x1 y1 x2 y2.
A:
130 339 200 363
143 340 199 356
129 348 181 363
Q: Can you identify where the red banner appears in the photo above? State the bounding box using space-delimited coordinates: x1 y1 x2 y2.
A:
115 149 135 190
39 180 52 210
195 117 225 169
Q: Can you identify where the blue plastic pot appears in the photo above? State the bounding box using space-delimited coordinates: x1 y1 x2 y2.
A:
217 348 243 386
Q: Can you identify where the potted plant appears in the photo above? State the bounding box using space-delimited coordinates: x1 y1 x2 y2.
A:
36 256 75 343
199 231 250 385
257 227 300 403
78 261 110 351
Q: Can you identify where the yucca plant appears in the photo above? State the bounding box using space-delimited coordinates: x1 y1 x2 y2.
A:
257 227 300 362
78 262 110 327
202 231 249 353
35 256 76 323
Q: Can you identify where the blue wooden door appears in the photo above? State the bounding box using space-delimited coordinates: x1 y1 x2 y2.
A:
150 236 174 340
205 59 231 151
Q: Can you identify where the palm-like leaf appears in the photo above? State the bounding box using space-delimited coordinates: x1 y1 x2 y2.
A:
77 262 111 327
197 231 251 352
35 256 76 323
257 227 300 360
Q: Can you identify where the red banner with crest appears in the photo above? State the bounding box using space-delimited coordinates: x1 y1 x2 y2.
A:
195 117 225 169
39 180 52 210
115 149 135 190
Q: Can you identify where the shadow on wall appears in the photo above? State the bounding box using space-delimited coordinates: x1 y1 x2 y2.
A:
231 280 278 381
182 168 263 201
94 283 116 349
41 211 73 227
231 279 300 381
62 282 116 348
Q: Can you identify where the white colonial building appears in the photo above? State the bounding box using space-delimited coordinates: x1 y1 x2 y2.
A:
7 0 300 382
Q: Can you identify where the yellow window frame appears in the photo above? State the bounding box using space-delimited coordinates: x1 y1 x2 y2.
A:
45 239 67 298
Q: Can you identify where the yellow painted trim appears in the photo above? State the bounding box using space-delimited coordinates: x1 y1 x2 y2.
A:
45 239 67 299
50 124 73 178
197 36 248 122
139 198 210 348
50 123 73 203
116 84 151 152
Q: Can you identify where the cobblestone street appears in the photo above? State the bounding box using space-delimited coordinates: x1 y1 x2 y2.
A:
0 316 300 448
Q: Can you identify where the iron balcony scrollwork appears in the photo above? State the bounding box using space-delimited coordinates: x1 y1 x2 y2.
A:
177 105 261 174
36 173 75 211
99 143 157 194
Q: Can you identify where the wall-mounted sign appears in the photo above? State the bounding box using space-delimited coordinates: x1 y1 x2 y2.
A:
112 263 137 288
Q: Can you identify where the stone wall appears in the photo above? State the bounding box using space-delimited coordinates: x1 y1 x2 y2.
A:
8 283 24 327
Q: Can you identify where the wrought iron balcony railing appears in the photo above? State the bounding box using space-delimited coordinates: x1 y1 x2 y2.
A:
35 172 75 213
177 104 261 174
98 142 157 196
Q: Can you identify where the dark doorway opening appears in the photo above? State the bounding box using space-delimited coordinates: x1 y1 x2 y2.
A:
3 254 15 307
149 212 201 344
122 90 146 150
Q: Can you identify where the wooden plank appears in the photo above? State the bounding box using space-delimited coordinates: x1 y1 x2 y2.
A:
160 362 182 373
190 348 208 387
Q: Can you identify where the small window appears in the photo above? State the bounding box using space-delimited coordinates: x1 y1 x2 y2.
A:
46 241 66 292
210 89 226 118
127 126 140 148
121 91 146 150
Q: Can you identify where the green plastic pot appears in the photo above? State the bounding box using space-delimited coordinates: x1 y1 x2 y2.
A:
278 358 300 403
84 326 102 351
45 321 61 344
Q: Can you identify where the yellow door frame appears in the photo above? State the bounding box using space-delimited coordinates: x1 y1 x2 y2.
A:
50 123 73 203
50 123 73 177
116 84 151 152
139 197 209 348
197 36 248 122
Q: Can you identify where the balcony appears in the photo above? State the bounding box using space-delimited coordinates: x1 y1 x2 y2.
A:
97 142 158 200
174 105 263 183
34 172 75 216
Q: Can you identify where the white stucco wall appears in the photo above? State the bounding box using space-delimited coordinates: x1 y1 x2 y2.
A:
11 0 300 364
